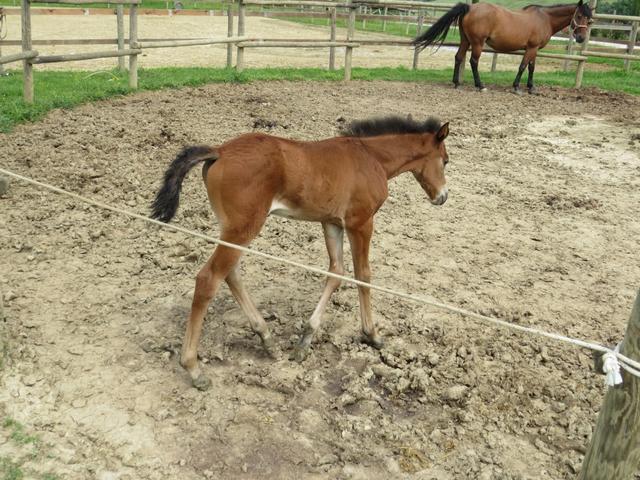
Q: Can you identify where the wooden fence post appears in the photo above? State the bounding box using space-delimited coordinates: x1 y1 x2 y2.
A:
116 5 125 71
382 6 388 32
579 290 640 480
21 0 33 103
575 0 597 88
128 3 138 88
329 7 336 70
236 0 245 71
344 4 355 81
624 20 638 72
412 13 424 69
226 4 233 68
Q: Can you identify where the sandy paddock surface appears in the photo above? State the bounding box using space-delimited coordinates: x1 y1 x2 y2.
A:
0 12 569 72
1 80 640 479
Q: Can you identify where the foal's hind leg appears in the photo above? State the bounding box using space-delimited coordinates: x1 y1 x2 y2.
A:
226 266 278 358
453 36 470 88
181 244 245 390
292 222 344 362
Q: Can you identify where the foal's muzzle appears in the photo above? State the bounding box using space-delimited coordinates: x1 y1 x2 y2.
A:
575 35 585 43
430 188 448 206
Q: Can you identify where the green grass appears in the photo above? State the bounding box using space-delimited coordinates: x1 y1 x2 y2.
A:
1 65 638 133
0 457 23 480
2 419 39 447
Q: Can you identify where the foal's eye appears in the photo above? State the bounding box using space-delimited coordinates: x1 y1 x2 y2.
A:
443 157 449 166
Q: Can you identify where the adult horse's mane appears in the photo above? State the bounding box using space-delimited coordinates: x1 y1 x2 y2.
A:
523 2 591 15
341 116 441 138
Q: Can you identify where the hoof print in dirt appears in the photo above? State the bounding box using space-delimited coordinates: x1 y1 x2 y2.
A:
290 346 311 363
261 336 281 360
192 374 212 391
252 117 282 130
361 335 384 350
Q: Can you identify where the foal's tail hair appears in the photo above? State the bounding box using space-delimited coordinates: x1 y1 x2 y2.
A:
150 145 218 223
412 2 469 51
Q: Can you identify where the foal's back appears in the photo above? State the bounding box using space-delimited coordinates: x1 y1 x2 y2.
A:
203 132 388 225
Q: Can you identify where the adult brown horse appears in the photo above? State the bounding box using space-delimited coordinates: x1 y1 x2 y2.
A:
151 116 450 390
413 1 593 93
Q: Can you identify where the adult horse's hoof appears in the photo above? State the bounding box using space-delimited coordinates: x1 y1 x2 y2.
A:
261 335 281 360
513 87 523 96
453 84 461 89
192 374 212 391
290 345 310 363
528 87 538 95
362 334 384 350
477 87 488 92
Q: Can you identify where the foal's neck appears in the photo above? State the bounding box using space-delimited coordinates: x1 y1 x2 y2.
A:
543 4 577 32
358 134 426 179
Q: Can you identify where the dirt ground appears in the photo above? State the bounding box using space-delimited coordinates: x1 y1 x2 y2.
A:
1 11 568 72
1 81 640 480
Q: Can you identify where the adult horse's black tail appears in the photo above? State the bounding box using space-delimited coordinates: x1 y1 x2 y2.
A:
150 145 218 223
412 3 470 51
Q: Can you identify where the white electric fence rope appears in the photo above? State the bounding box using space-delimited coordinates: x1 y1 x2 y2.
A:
2 166 639 384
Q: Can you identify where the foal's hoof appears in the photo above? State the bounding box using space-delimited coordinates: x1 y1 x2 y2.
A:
192 374 212 391
261 336 281 360
362 335 384 350
290 345 310 363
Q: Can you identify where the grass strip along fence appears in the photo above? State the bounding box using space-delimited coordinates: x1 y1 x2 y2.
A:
1 64 639 134
0 0 639 102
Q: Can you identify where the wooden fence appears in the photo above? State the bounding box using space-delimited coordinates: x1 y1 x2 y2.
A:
0 0 639 102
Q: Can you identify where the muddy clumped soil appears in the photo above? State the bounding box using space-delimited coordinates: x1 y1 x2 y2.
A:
1 81 640 479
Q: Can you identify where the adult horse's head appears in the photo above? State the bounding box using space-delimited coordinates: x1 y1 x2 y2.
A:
572 0 593 43
412 120 450 206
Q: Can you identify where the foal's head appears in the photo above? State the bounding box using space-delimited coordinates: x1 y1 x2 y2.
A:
572 0 593 43
342 115 450 206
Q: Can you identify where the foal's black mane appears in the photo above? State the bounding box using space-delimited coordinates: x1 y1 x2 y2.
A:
341 116 441 138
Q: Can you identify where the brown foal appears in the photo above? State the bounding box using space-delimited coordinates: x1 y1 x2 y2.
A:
151 116 450 390
413 1 593 93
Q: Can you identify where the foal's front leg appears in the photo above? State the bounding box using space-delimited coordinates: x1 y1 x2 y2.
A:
292 222 344 362
347 219 383 348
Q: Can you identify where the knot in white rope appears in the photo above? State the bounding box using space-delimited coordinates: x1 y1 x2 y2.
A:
602 343 623 387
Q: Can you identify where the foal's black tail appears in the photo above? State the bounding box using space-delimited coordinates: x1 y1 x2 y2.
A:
412 2 470 51
150 145 218 223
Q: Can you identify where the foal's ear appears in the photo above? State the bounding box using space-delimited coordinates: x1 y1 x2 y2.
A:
577 0 583 5
436 122 450 142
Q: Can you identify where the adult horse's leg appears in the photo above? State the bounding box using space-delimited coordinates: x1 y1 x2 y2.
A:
527 56 537 94
469 42 486 91
453 36 470 88
292 222 344 362
347 218 383 348
226 266 278 358
512 47 538 94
